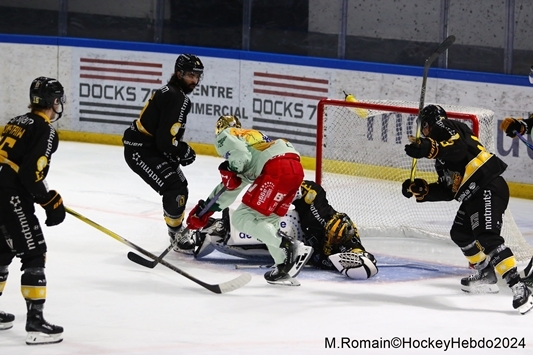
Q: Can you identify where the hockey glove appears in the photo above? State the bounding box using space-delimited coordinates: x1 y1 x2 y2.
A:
40 190 66 226
178 142 196 166
500 118 527 138
409 178 429 201
186 200 215 230
404 137 439 159
218 161 242 190
402 179 414 198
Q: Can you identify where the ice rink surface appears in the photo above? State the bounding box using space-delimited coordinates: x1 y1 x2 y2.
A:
1 141 533 355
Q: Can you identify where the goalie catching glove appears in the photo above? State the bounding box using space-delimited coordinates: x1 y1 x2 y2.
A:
186 200 215 230
500 117 530 138
402 178 429 201
218 161 241 190
404 136 439 159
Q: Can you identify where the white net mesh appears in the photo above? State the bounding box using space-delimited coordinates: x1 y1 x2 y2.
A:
317 99 533 261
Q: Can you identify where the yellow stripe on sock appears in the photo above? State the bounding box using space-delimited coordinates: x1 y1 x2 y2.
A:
0 280 6 293
494 256 517 276
165 213 184 228
465 252 487 265
21 286 46 300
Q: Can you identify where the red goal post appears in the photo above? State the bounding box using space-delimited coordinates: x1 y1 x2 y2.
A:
315 98 533 262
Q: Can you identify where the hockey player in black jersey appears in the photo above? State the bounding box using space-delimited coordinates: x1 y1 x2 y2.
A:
123 54 203 253
0 77 66 344
403 104 533 314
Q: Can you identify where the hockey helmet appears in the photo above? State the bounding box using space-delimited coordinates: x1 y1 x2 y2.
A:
325 212 358 245
419 104 447 129
215 115 242 135
29 77 65 109
174 54 204 77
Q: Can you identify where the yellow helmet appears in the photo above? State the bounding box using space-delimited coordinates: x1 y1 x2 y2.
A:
215 115 242 135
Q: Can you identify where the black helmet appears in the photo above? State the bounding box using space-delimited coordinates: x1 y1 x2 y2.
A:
30 77 65 108
419 104 447 128
174 54 204 75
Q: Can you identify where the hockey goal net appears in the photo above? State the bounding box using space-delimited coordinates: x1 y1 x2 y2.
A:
316 99 533 262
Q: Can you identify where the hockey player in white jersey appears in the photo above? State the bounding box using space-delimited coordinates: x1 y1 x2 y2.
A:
185 116 313 285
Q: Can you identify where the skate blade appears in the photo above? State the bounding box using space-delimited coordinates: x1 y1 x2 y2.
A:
461 284 499 294
267 276 301 286
0 322 13 330
26 331 63 345
517 295 533 315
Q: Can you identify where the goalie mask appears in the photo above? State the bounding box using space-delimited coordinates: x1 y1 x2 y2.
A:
419 104 447 130
215 115 242 135
325 213 357 246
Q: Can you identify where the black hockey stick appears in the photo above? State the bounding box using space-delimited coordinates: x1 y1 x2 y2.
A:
127 186 227 268
515 130 533 151
410 35 456 181
66 205 250 294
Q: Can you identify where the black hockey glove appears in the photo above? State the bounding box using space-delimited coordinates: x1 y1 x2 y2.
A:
404 137 438 159
40 190 66 226
402 178 429 201
410 179 429 201
178 142 196 166
402 179 414 198
500 117 527 138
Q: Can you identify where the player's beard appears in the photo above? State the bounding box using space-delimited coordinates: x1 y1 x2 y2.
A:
178 77 196 94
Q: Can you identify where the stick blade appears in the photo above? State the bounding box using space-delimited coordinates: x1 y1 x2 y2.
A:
210 273 253 294
127 251 157 268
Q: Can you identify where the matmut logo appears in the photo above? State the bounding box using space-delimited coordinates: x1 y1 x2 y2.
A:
252 72 328 101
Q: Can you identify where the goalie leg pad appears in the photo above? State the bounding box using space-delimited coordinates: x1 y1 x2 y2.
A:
329 252 378 279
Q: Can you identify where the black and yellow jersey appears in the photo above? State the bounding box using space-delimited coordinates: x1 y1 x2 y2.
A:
0 111 58 203
425 119 507 202
122 80 191 156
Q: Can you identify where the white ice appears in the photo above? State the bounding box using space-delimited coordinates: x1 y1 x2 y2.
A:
1 141 533 355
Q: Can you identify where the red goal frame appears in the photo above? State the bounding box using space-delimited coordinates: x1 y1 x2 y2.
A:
315 99 480 184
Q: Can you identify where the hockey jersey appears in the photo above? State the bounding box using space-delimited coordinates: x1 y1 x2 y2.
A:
422 119 508 202
0 111 58 203
205 127 300 211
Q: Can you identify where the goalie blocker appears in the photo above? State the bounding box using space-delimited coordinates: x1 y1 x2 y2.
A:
192 209 378 280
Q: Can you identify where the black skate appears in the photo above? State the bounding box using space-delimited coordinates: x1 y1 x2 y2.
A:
460 266 499 294
264 232 308 286
0 311 14 330
511 281 533 315
25 312 63 345
169 225 195 254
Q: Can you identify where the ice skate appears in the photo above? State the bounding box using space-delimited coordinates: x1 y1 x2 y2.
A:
169 225 195 254
0 311 15 330
460 265 499 294
264 232 308 286
511 281 533 315
25 311 63 345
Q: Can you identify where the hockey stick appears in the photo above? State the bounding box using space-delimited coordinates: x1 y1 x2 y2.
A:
127 186 227 268
410 35 456 181
65 206 251 294
514 131 533 150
